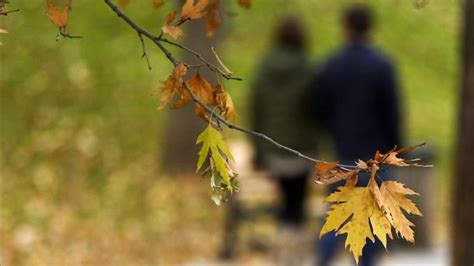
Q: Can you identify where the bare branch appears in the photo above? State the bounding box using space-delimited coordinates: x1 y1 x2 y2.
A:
160 38 242 81
138 33 152 70
0 8 20 16
103 0 357 170
56 29 82 41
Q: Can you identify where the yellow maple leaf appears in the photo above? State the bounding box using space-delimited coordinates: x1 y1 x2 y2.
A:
321 186 376 264
380 181 422 242
196 124 235 188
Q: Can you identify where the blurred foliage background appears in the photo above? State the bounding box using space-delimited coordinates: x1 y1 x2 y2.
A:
1 0 460 264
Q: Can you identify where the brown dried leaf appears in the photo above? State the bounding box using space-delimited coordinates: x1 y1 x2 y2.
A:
214 84 236 121
162 25 183 39
162 11 183 39
206 0 221 38
315 161 358 185
376 143 431 167
47 0 68 28
181 0 208 20
156 64 187 110
152 0 165 9
173 73 214 119
368 164 392 225
237 0 251 8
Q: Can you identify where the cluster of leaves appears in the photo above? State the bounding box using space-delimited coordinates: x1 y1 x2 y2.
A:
160 0 251 39
156 63 236 121
155 62 237 204
315 144 431 263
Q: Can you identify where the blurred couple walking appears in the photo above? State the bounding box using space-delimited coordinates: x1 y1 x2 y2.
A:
250 4 401 266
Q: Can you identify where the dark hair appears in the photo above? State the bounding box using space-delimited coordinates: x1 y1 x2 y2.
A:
275 17 307 51
343 4 373 38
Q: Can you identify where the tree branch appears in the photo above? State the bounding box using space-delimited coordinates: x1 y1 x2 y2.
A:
160 38 242 81
0 9 20 16
103 0 356 170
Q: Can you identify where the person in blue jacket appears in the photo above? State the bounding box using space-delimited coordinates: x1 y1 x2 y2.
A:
313 4 402 266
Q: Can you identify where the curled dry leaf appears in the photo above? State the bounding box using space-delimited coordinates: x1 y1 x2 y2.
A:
314 161 358 185
214 84 236 122
375 143 431 167
173 73 214 119
156 63 187 110
162 11 183 39
47 0 69 28
181 0 208 20
152 0 165 9
206 0 221 38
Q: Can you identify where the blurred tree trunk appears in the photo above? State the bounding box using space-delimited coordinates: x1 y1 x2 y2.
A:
161 3 225 174
452 0 474 264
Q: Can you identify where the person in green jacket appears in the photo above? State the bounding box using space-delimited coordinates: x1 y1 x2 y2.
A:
250 17 317 262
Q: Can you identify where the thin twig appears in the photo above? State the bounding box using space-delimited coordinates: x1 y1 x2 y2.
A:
0 9 20 16
57 29 82 41
138 33 152 70
103 0 357 170
68 0 72 11
161 38 242 81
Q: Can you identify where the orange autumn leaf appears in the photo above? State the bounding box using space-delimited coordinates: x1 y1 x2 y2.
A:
181 0 208 20
237 0 251 8
152 0 165 9
47 0 68 28
314 161 358 185
156 64 187 110
173 73 214 119
161 11 183 39
214 84 236 121
315 161 338 178
206 0 221 38
118 0 130 7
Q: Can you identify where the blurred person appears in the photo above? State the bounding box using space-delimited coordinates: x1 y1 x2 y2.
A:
250 16 317 265
312 4 402 266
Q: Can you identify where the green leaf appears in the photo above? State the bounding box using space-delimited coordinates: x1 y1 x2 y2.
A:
196 124 235 188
